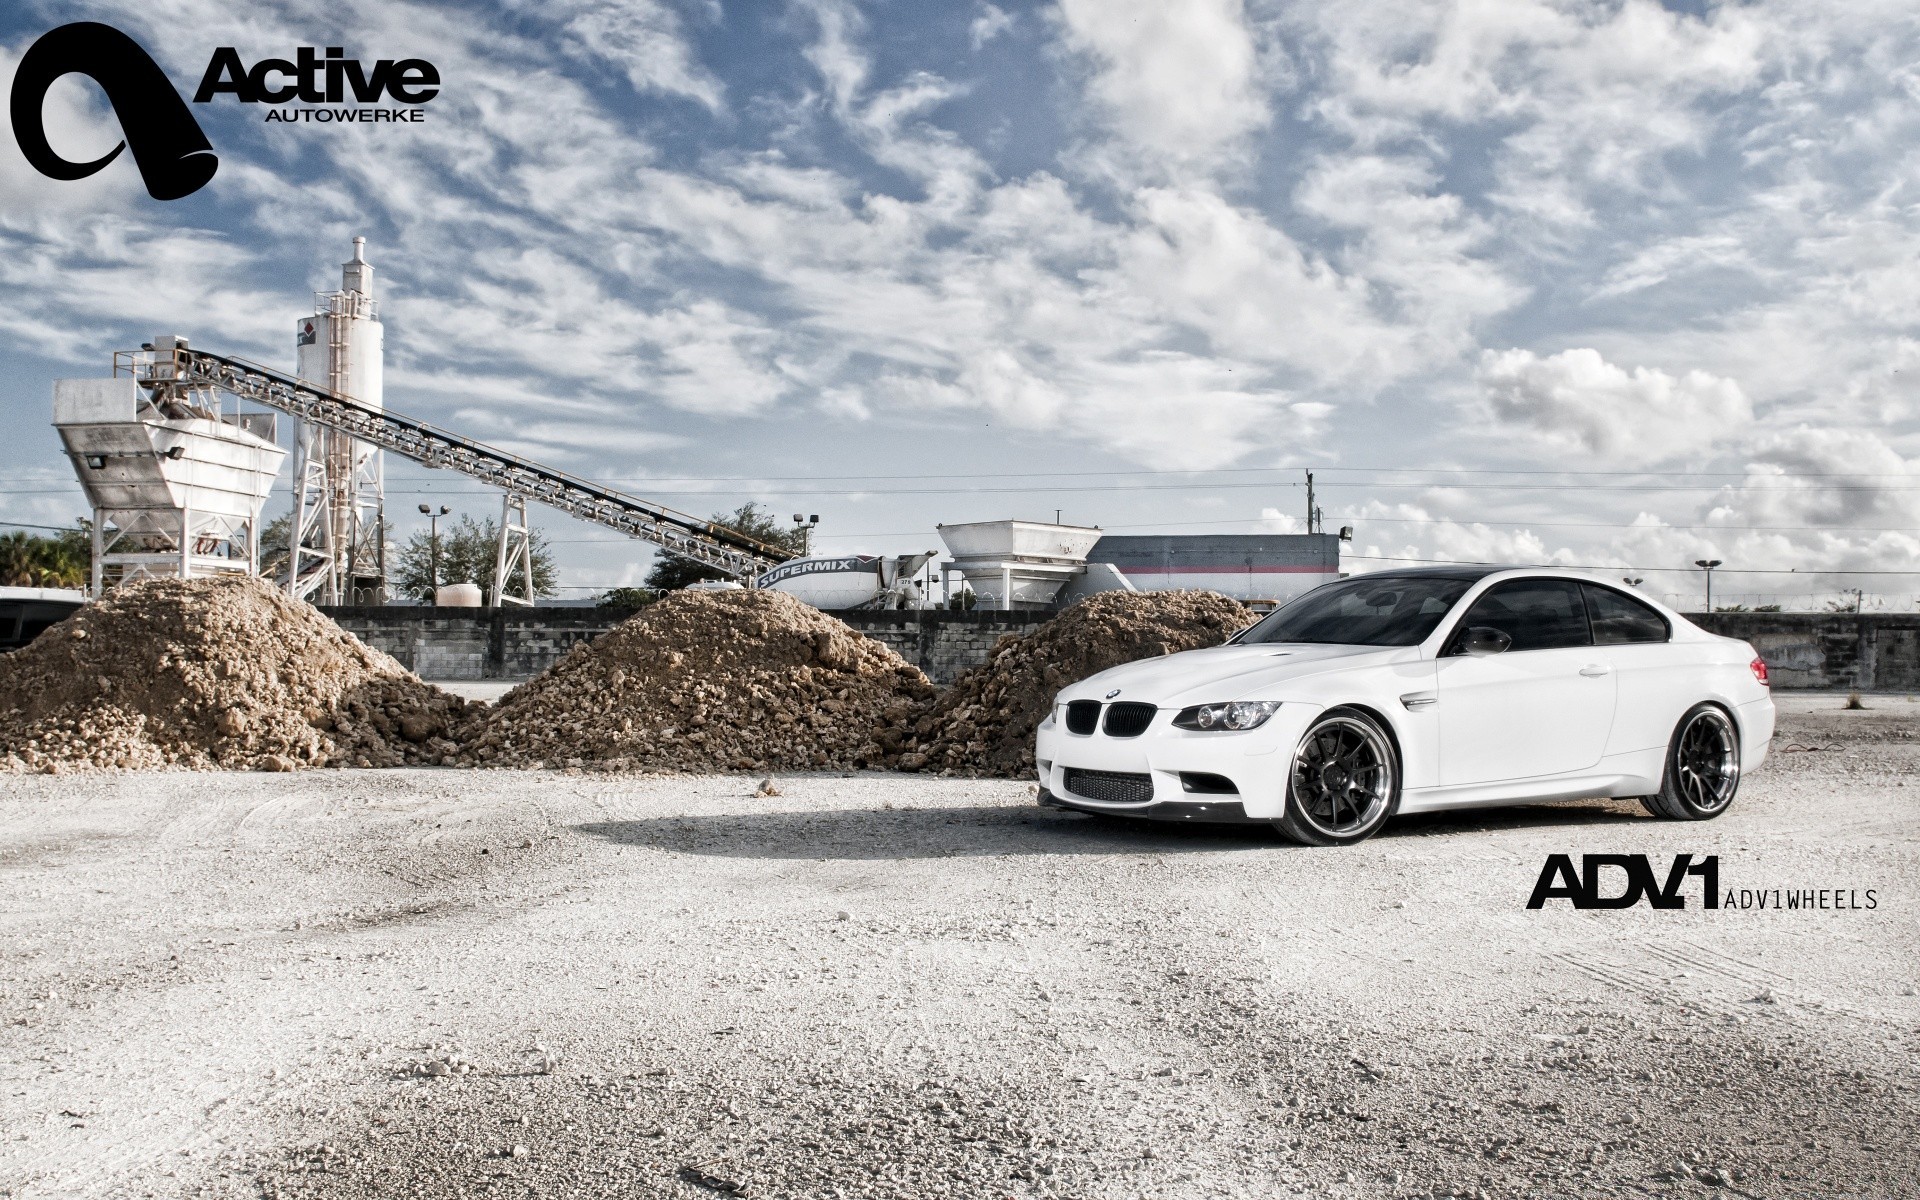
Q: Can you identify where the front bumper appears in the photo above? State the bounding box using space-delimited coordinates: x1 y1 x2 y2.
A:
1038 788 1266 824
1034 701 1322 820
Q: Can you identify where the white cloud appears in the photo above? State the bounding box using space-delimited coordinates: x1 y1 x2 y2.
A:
1478 347 1751 462
969 4 1014 51
1053 0 1269 172
1341 499 1581 571
6 0 1920 603
539 0 726 111
1293 0 1767 229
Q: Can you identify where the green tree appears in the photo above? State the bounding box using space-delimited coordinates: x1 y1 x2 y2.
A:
642 502 805 591
0 524 91 588
597 586 661 613
258 512 292 581
393 514 557 604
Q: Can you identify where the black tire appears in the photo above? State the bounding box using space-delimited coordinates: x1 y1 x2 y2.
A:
1273 707 1400 846
1643 703 1741 820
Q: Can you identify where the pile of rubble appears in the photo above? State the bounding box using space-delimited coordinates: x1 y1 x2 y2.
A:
0 576 468 773
462 589 934 772
900 590 1251 777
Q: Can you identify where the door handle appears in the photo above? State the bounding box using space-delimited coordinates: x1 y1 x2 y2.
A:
1579 664 1611 677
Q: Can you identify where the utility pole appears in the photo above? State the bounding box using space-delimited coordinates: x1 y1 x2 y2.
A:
1305 470 1320 534
1694 559 1722 612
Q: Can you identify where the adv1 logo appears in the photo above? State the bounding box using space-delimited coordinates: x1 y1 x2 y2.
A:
1527 854 1720 910
11 22 440 201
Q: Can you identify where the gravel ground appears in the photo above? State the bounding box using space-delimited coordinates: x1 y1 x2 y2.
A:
1 703 1915 1200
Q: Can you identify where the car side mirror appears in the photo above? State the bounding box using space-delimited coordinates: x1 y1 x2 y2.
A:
1461 626 1512 657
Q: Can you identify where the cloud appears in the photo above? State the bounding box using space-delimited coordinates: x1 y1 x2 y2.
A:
4 1 1920 604
1053 0 1269 172
969 4 1014 51
1293 0 1767 229
1478 347 1751 462
539 0 726 111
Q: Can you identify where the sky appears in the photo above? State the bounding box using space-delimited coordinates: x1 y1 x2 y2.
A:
1 0 1918 610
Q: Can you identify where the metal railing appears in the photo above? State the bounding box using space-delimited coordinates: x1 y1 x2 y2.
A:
116 346 795 579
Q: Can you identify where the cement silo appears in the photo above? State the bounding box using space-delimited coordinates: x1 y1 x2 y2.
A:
287 236 386 604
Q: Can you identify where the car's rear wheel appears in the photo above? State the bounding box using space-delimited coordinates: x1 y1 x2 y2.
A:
1641 703 1741 821
1274 708 1399 846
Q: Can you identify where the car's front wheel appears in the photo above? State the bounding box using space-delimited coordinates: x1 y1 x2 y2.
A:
1641 702 1741 821
1274 708 1400 846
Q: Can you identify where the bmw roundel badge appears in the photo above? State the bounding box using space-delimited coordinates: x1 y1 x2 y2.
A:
1105 688 1122 699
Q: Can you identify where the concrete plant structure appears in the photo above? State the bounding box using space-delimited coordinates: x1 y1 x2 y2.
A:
51 354 285 595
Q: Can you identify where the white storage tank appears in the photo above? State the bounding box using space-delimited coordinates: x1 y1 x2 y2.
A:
435 582 483 607
756 553 933 610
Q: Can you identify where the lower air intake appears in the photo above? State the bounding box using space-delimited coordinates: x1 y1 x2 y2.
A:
1062 768 1155 805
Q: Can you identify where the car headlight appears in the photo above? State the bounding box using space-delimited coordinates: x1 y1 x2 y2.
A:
1172 701 1280 731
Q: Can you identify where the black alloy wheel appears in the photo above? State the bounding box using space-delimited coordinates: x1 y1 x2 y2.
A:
1643 703 1741 820
1275 708 1399 846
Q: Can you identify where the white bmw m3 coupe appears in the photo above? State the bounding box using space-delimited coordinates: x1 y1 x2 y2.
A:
1035 567 1775 845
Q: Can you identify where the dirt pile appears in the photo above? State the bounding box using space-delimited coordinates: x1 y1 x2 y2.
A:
901 589 1252 777
463 589 934 772
0 576 468 773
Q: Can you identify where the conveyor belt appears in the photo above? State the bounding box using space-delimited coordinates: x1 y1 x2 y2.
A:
133 346 794 579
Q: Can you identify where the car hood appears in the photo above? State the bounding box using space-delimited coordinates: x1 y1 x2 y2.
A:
1060 642 1414 706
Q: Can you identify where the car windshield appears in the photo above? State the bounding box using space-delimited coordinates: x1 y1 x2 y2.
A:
1239 575 1475 647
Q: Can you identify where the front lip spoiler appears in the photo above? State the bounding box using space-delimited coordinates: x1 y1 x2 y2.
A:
1038 788 1266 825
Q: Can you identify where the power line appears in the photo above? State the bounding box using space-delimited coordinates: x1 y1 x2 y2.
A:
9 479 1920 498
10 462 1920 484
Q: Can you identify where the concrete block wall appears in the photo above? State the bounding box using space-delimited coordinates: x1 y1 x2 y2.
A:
319 605 1047 684
1690 613 1920 692
322 606 619 680
835 611 1045 685
317 605 1915 691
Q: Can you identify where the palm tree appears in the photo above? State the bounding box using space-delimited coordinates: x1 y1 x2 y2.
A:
0 532 36 586
0 526 91 588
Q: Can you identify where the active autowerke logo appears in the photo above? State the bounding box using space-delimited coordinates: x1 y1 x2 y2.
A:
10 21 441 201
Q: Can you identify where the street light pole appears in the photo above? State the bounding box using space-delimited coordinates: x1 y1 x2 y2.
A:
419 504 451 601
791 513 819 556
1693 559 1722 612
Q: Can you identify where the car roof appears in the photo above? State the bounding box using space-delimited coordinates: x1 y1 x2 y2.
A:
1353 564 1650 586
1349 564 1509 582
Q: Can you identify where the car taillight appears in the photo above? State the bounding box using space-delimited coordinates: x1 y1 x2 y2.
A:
1750 656 1770 686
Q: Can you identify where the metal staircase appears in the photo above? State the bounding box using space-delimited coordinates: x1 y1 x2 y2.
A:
116 344 795 581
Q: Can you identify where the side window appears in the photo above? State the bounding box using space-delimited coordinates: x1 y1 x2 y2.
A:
1448 578 1591 653
1582 583 1669 644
